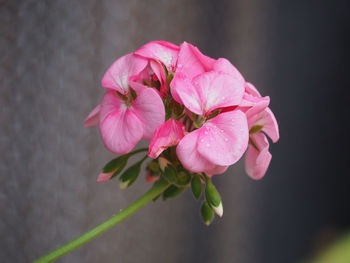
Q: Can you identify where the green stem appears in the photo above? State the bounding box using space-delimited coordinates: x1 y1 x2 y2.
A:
34 179 170 263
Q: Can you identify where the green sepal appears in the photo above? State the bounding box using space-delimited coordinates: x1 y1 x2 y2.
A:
166 72 174 85
205 177 221 208
147 160 159 172
102 155 128 174
176 170 191 186
129 87 137 101
207 109 222 120
201 201 214 226
161 164 178 184
173 102 184 117
191 174 202 200
249 125 263 134
162 185 185 200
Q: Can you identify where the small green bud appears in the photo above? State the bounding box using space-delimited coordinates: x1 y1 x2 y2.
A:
201 201 214 226
191 174 202 200
205 177 221 208
102 155 128 174
162 185 185 200
176 170 191 186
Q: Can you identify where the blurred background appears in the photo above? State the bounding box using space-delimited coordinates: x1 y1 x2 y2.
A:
1 0 349 262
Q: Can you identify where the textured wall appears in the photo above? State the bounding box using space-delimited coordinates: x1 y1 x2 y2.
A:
0 0 259 262
2 1 349 263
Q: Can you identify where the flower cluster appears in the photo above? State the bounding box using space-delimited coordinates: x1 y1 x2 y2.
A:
85 41 279 225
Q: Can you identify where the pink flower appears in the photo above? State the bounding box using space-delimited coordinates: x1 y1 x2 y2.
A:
177 111 248 174
84 53 165 154
171 42 249 174
148 119 186 159
243 83 279 180
135 41 180 97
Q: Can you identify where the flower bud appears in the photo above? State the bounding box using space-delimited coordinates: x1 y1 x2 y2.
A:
212 202 223 218
102 155 128 174
201 201 214 226
97 172 114 183
191 174 202 200
205 177 223 217
119 157 147 189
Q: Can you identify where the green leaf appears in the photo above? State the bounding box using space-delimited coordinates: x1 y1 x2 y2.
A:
162 185 185 200
102 155 128 173
205 177 221 208
191 174 202 200
201 201 214 226
119 156 147 189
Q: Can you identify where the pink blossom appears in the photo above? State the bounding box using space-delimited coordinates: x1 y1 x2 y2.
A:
84 51 165 154
148 119 186 159
134 41 180 97
242 83 280 180
168 42 248 174
177 111 248 174
97 83 165 154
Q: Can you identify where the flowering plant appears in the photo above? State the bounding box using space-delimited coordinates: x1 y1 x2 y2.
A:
35 41 279 262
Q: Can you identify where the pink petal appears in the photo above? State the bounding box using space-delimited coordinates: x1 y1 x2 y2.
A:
170 72 202 114
130 82 165 140
206 165 229 176
101 53 147 94
213 58 245 86
99 91 144 154
244 95 270 121
149 60 168 97
148 119 186 159
249 107 280 143
84 104 101 127
245 133 272 180
174 42 215 79
97 171 114 183
245 82 261 97
192 71 245 114
197 110 249 166
176 129 217 173
135 40 179 69
262 108 280 143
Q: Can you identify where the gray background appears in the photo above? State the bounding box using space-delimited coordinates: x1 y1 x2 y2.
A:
1 0 349 262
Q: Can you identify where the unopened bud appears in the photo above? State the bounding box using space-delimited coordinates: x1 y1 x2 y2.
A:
97 172 114 183
201 201 214 226
205 178 221 207
212 202 223 217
